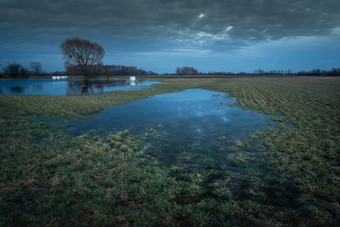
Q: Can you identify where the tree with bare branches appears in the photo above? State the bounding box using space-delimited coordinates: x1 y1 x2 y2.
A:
60 37 105 79
29 61 42 75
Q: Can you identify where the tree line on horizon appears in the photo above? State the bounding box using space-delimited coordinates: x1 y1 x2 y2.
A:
0 62 158 78
173 66 340 76
65 64 158 77
0 61 43 78
1 61 340 78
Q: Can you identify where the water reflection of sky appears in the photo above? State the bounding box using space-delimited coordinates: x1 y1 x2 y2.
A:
64 88 279 167
0 79 160 95
67 89 272 137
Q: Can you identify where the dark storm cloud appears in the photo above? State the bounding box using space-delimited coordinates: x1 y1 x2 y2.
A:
1 0 340 51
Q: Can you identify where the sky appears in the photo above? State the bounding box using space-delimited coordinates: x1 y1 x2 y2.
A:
1 0 340 74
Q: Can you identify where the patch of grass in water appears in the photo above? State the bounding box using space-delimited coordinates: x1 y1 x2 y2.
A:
235 139 244 148
217 136 227 141
0 115 241 225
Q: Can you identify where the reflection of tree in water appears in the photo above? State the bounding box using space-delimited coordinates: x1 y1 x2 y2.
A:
66 79 140 95
33 85 43 91
81 80 93 94
67 80 91 95
9 86 27 94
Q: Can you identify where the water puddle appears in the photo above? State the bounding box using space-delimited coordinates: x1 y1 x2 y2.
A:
48 88 291 204
67 89 273 135
67 89 278 170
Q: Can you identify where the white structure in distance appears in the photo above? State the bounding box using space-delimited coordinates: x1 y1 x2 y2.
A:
52 76 68 80
129 76 136 86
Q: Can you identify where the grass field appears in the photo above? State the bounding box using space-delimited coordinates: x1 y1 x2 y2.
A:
1 77 339 226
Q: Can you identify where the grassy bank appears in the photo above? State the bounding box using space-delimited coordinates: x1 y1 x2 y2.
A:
1 77 339 225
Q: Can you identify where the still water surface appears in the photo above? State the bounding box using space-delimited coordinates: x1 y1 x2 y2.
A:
0 79 160 95
67 89 277 167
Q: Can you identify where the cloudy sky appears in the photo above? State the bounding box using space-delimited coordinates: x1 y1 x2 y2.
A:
1 0 340 73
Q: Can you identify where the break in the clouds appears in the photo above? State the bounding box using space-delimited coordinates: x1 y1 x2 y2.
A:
1 0 340 72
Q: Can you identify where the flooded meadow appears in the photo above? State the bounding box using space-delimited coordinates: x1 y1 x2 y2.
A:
1 77 339 226
0 78 159 95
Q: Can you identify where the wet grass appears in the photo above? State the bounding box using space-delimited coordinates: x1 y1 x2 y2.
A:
0 90 161 119
0 113 241 226
1 77 339 225
201 77 340 225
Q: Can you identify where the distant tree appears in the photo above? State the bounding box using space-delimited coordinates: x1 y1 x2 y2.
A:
60 37 105 79
29 61 42 76
254 69 265 75
331 67 340 75
176 66 198 75
3 63 30 78
311 69 321 75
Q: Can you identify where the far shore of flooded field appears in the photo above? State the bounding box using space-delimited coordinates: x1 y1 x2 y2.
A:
0 78 160 95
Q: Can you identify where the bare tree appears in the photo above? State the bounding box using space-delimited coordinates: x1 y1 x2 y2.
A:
3 63 29 78
60 37 105 79
29 61 42 75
